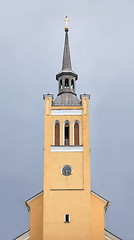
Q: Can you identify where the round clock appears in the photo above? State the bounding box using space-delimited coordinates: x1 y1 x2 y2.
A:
61 165 72 176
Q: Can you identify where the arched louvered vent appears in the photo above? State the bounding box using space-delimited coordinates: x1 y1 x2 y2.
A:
65 121 70 145
74 122 79 145
55 122 60 145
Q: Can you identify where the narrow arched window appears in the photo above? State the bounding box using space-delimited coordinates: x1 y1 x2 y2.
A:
64 214 70 223
65 78 69 88
74 122 79 145
59 79 62 89
71 79 74 89
55 122 60 145
65 121 70 145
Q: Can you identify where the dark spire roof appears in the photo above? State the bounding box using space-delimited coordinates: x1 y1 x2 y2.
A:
54 19 80 106
56 28 78 80
62 29 72 71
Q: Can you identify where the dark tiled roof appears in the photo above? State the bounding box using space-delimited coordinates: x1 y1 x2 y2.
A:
53 93 81 106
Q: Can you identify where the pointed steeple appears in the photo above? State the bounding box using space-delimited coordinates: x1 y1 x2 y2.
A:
56 17 78 80
62 29 72 71
54 17 81 106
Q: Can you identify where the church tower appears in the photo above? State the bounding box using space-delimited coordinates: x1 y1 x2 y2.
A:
43 20 92 239
14 18 122 240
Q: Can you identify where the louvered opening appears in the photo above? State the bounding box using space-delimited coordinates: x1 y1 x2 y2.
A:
55 123 60 145
59 79 63 89
71 79 74 89
65 123 69 145
74 122 79 145
65 78 69 88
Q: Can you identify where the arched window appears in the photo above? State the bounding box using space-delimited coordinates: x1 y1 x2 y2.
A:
55 121 60 145
65 78 69 88
64 214 70 223
71 79 74 89
64 121 70 145
74 121 79 145
59 79 62 89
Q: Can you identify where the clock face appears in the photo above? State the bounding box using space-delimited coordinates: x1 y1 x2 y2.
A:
61 165 72 176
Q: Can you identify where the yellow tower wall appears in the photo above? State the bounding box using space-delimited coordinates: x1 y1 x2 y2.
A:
41 95 107 240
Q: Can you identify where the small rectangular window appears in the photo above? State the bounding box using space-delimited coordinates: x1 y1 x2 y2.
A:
64 214 70 223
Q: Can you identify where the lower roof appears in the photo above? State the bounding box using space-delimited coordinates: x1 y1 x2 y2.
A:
13 229 123 240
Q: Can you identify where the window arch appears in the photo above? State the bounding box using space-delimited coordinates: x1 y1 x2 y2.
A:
55 121 60 145
64 120 70 145
65 78 69 88
74 121 79 145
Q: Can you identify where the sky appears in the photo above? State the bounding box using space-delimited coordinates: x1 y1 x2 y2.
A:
0 0 134 239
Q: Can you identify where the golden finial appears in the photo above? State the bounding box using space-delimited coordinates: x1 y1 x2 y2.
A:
64 16 70 30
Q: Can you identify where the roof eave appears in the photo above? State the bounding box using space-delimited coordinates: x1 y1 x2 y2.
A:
24 190 43 205
56 71 78 80
91 190 111 205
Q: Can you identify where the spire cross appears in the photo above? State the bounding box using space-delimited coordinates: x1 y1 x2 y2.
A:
64 16 70 30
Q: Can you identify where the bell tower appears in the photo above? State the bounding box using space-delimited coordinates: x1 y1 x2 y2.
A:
42 17 105 240
15 17 122 240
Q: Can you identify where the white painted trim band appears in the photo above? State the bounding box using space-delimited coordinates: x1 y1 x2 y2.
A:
51 146 83 152
51 109 82 116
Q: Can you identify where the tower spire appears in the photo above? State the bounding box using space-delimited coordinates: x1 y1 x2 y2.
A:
55 17 80 106
62 24 72 71
56 17 78 80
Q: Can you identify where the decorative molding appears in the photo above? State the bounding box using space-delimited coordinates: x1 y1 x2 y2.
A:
51 109 82 116
51 145 83 152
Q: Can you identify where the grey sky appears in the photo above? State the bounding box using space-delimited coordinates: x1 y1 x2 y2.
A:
0 0 134 239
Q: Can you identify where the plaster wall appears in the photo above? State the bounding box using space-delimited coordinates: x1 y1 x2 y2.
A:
28 194 43 240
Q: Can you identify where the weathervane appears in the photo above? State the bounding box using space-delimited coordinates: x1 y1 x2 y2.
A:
64 16 70 30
